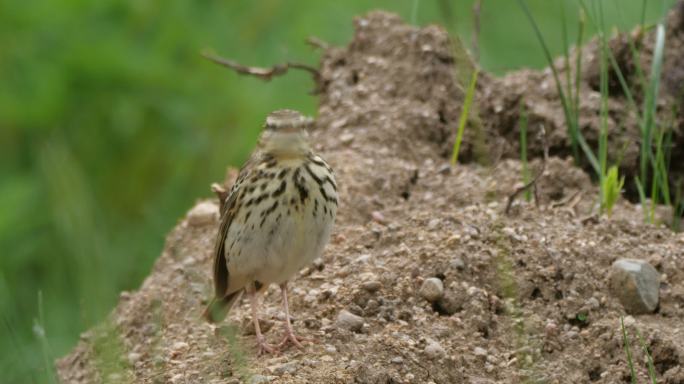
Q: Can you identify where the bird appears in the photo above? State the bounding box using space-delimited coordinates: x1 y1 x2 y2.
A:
203 109 338 355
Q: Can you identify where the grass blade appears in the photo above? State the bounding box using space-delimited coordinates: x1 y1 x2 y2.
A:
574 8 585 127
635 328 658 383
519 103 531 201
620 317 638 384
518 0 599 174
640 22 666 186
451 68 479 165
635 176 648 222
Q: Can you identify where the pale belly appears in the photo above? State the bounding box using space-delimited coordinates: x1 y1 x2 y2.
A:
224 198 335 290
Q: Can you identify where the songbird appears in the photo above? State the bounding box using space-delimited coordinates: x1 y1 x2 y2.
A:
203 109 337 355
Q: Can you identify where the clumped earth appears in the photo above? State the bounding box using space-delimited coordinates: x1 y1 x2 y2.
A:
58 6 684 384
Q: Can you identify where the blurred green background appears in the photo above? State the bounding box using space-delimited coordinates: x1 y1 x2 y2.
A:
0 0 671 381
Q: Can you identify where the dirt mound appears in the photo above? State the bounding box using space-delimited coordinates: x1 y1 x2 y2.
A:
57 9 684 384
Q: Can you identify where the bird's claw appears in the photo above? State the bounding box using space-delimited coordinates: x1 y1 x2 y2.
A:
255 336 280 356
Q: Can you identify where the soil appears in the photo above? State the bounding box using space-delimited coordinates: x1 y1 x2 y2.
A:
57 6 684 384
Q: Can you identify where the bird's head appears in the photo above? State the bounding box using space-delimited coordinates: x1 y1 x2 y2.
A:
258 109 312 157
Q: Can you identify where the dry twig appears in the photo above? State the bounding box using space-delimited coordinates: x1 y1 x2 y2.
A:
306 36 330 51
504 125 549 215
201 50 323 93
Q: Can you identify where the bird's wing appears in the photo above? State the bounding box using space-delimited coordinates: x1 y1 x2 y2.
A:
212 155 260 298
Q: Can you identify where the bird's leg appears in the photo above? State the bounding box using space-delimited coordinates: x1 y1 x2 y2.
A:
248 285 278 355
277 282 312 349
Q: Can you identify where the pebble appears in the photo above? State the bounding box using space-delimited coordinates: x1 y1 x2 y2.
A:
336 310 364 332
127 352 142 365
438 164 452 175
622 315 636 327
435 292 463 315
585 297 600 310
362 280 382 293
419 278 444 302
608 259 660 314
248 375 271 384
187 201 218 226
172 341 189 350
450 257 465 270
391 356 404 364
340 132 355 144
424 340 446 359
270 361 297 376
473 347 488 357
565 331 579 340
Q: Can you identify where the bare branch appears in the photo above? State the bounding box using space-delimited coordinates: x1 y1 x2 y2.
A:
201 50 322 93
505 125 549 215
306 36 330 51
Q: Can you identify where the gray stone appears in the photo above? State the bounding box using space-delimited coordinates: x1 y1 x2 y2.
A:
473 347 488 357
361 280 382 293
336 310 364 332
187 201 218 226
450 257 465 270
248 375 271 384
419 278 444 302
435 291 464 315
609 259 660 314
271 361 297 376
424 340 446 359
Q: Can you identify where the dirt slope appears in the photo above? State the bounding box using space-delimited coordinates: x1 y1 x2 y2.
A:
57 9 684 384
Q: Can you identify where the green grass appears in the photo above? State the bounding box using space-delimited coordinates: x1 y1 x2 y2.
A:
519 104 532 202
621 317 659 383
451 68 479 165
523 0 677 222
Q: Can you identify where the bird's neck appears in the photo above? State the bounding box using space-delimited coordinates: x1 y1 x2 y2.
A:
260 131 311 158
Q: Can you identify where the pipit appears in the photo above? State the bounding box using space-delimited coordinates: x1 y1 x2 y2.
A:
203 109 337 355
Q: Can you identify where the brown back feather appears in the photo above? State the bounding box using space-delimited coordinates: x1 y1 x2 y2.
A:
212 154 261 298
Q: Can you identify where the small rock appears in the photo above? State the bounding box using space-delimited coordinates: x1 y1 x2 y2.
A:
340 132 354 144
622 315 636 327
450 257 465 270
172 341 188 349
325 344 337 353
127 352 142 365
270 362 297 376
609 259 660 314
424 340 446 359
565 331 579 340
248 374 271 384
435 291 464 315
438 164 452 175
371 211 387 224
473 347 488 357
419 278 444 302
187 201 218 226
544 321 558 336
585 297 600 310
336 310 364 332
362 280 382 293
390 357 404 364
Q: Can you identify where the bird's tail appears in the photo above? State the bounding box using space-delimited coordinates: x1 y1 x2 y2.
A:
202 289 243 323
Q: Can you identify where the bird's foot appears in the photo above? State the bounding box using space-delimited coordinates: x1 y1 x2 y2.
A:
277 329 313 350
255 335 279 356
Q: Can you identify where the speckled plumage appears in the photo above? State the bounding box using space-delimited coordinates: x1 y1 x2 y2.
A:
204 109 337 354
